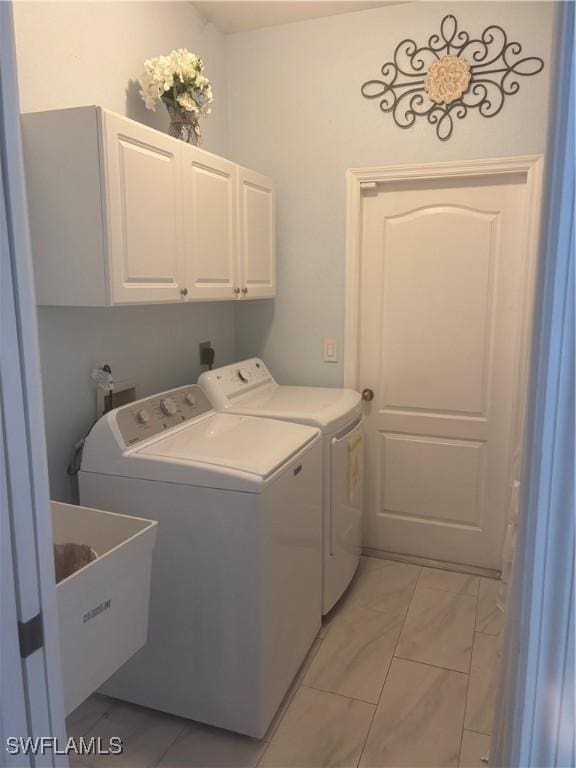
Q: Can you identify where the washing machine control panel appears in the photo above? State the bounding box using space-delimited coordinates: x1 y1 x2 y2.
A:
115 385 212 447
207 358 275 401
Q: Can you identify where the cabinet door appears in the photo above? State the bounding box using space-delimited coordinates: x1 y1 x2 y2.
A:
103 111 186 304
182 146 238 300
238 167 276 299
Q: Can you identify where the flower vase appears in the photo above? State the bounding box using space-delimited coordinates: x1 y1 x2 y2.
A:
164 102 201 146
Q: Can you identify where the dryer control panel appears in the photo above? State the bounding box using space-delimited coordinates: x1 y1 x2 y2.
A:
199 358 275 404
115 385 212 447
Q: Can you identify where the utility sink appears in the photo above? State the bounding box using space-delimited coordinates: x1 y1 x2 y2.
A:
52 501 157 715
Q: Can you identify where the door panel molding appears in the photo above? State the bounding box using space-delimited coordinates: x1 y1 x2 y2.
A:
379 432 487 528
380 206 498 415
383 203 500 222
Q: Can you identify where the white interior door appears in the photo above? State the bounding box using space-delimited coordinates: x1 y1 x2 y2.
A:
103 111 185 304
358 172 532 570
238 167 275 299
182 146 238 300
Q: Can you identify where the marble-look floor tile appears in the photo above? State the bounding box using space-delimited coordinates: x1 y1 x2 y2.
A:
260 686 374 768
157 722 265 768
264 637 324 740
66 694 114 738
304 604 403 702
395 587 476 672
78 699 186 767
344 558 421 618
465 633 501 735
470 629 502 673
476 579 504 636
359 658 467 768
418 567 479 596
459 730 491 767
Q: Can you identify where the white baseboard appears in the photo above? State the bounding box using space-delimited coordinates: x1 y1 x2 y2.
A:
362 547 501 581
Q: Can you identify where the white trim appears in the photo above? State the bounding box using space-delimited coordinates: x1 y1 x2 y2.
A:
344 154 544 391
362 547 499 580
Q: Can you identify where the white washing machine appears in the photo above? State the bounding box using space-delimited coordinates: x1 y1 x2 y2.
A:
199 359 364 614
79 384 323 738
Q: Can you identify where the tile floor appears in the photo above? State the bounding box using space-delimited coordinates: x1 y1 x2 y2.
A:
68 557 504 768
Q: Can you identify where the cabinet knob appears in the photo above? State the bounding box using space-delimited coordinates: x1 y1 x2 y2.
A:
180 287 188 297
234 287 241 295
361 388 375 402
241 287 248 295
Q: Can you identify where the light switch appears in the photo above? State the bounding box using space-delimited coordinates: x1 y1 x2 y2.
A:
324 338 338 363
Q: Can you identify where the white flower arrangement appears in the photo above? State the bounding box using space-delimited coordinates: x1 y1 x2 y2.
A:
138 49 214 118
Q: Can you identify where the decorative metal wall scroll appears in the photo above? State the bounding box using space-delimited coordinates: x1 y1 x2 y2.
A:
361 15 544 141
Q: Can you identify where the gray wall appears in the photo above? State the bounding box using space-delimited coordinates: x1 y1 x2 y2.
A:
226 1 557 386
13 1 558 499
13 2 237 501
14 1 228 151
38 304 236 501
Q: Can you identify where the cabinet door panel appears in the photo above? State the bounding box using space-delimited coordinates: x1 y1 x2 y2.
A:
182 147 238 299
238 168 275 299
103 112 185 304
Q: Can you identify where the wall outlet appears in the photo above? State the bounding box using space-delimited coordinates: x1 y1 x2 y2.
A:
324 338 338 363
199 341 215 368
96 380 136 418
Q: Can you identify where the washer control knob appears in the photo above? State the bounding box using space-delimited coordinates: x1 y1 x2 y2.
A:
136 408 150 425
184 392 196 407
237 368 250 383
160 397 178 416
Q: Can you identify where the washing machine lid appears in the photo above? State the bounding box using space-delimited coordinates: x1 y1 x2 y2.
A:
80 385 321 493
199 359 362 434
137 412 318 481
225 386 361 434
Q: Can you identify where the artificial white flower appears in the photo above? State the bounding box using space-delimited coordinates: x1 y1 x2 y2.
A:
176 92 199 113
138 48 214 116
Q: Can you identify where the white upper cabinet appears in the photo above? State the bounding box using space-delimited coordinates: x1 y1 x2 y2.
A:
21 106 275 306
104 111 186 304
238 167 276 299
182 145 238 300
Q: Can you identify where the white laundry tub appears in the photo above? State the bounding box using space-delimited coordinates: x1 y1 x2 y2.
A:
52 501 157 715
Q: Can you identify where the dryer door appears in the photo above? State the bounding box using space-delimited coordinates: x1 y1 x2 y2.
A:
325 419 364 613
